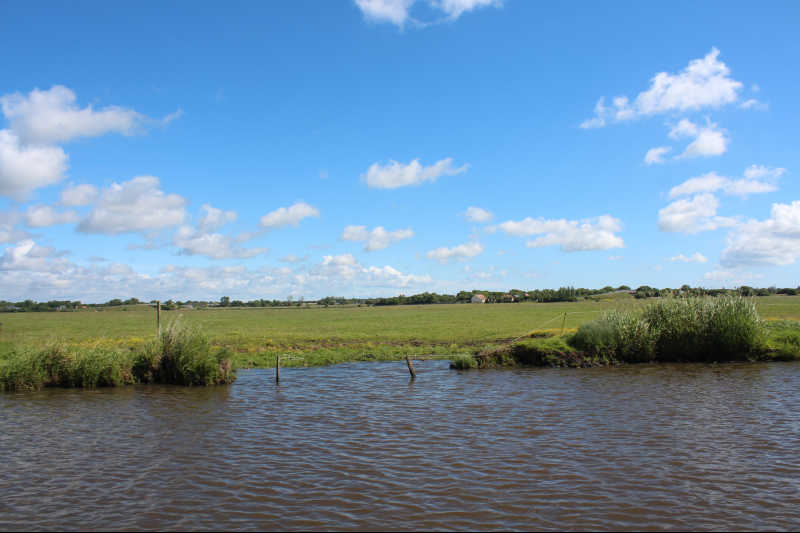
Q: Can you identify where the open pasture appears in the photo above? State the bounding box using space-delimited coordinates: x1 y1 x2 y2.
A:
1 295 799 367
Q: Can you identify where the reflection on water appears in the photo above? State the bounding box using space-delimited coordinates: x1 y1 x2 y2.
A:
2 361 799 530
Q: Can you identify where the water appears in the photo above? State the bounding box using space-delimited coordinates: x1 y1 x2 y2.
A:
2 361 799 531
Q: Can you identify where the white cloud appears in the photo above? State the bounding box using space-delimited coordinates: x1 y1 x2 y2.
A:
669 252 708 263
676 120 728 159
78 176 187 234
465 206 493 223
669 171 729 198
260 201 320 229
437 0 501 19
581 48 743 127
658 193 737 234
0 129 68 199
173 225 266 260
704 269 763 284
494 215 624 251
341 225 414 251
721 201 800 267
197 204 237 233
24 205 79 227
355 0 414 26
668 118 700 139
363 157 468 189
0 85 144 144
579 98 608 129
0 239 69 272
279 254 307 263
744 164 785 181
0 211 32 244
739 99 767 111
60 183 98 206
644 146 671 165
426 241 484 263
354 0 500 27
669 167 783 199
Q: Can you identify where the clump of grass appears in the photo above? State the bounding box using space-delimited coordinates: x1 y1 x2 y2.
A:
135 319 235 385
569 310 655 363
643 296 763 362
1 320 235 392
450 354 478 369
0 344 135 391
568 296 764 364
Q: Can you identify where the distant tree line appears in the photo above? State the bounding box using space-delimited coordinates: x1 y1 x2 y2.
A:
2 285 798 312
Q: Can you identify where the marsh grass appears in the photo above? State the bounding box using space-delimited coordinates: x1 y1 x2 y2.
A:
0 320 235 391
569 296 767 363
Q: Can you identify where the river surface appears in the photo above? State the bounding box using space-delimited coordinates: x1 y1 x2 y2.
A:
2 361 799 531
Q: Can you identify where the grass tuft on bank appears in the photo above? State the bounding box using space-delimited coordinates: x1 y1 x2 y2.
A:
470 297 800 369
0 320 235 392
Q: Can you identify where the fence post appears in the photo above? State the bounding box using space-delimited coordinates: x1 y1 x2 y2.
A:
406 355 416 378
560 312 567 335
157 300 161 337
276 353 281 383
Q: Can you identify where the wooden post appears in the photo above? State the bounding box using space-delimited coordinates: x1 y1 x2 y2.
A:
560 312 567 335
157 300 162 337
406 355 416 378
276 353 281 383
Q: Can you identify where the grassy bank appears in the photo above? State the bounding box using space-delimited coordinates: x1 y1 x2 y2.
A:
465 297 800 369
0 321 235 391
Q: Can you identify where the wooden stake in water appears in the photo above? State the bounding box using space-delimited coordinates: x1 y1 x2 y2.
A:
560 312 567 335
276 353 281 383
157 300 162 337
406 355 416 378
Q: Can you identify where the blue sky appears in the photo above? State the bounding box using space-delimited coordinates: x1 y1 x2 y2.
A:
1 1 798 302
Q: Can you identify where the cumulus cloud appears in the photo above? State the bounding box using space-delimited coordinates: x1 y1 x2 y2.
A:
0 130 68 199
197 204 237 233
0 239 69 272
721 201 800 267
363 157 468 189
60 183 98 206
581 48 743 128
341 225 414 251
669 252 708 263
24 205 79 227
260 202 320 229
672 119 728 159
704 269 764 284
644 146 671 165
173 225 266 260
355 0 415 25
425 241 484 263
739 99 767 111
354 0 500 27
465 206 493 223
494 215 624 251
78 176 187 234
658 193 737 234
279 254 307 263
0 85 144 145
669 167 783 199
307 253 432 288
0 211 32 244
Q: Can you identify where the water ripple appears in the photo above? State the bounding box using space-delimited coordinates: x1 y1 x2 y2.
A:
2 361 800 530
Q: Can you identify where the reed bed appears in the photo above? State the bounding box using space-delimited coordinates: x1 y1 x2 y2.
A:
0 320 235 391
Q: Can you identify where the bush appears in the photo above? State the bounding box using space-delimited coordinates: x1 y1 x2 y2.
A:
450 354 478 369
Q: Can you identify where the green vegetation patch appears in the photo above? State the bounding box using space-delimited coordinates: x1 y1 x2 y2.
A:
0 320 235 392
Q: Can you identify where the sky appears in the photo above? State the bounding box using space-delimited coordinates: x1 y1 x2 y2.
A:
1 0 799 302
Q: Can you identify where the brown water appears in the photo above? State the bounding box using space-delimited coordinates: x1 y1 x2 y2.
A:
2 361 799 531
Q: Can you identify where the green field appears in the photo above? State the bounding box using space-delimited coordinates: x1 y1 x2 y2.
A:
2 294 799 368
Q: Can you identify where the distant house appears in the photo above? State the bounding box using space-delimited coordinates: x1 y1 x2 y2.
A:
471 294 487 304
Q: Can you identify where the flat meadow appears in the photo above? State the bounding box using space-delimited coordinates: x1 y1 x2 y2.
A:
1 294 799 368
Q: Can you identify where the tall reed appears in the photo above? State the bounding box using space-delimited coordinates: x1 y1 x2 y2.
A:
569 296 764 363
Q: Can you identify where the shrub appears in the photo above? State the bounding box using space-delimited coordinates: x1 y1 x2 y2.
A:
450 354 478 369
